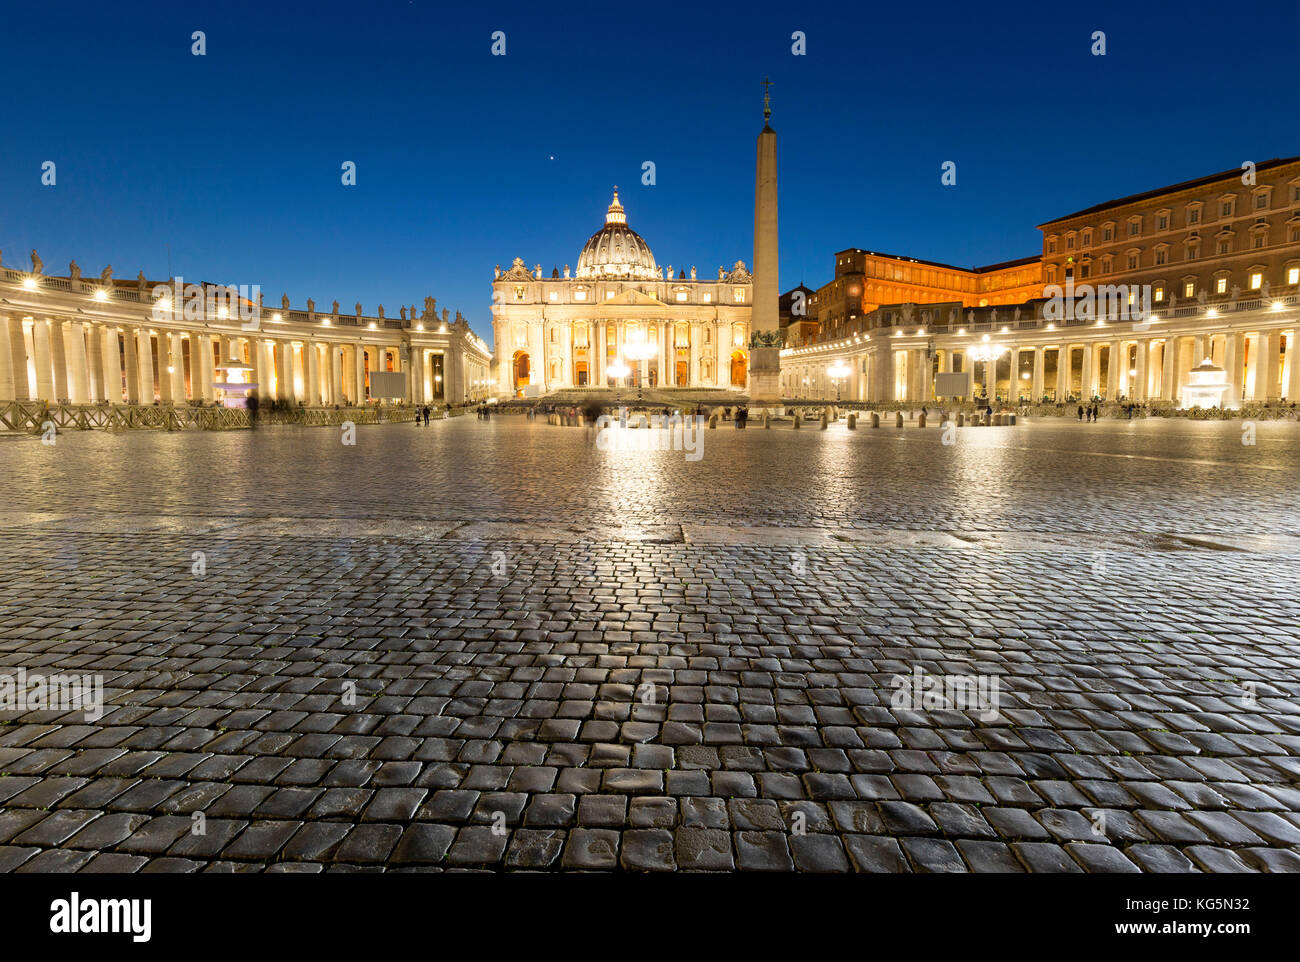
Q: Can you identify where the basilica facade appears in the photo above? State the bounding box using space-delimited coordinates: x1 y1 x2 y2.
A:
490 190 753 397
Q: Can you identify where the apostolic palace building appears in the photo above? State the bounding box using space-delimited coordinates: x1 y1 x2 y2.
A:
781 157 1300 409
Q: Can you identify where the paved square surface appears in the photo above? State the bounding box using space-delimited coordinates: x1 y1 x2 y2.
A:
1 415 1299 872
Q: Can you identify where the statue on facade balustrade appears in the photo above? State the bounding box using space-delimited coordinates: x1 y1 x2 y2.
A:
69 261 81 280
355 302 363 317
137 271 147 292
1196 289 1207 306
441 308 449 324
282 293 290 310
1229 285 1240 309
948 309 957 326
967 310 975 325
332 300 340 316
307 298 316 314
1261 280 1270 300
990 308 998 324
100 265 113 285
31 250 43 275
400 307 407 321
1168 292 1178 309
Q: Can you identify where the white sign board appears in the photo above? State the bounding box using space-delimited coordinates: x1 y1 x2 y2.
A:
369 371 406 398
935 371 972 398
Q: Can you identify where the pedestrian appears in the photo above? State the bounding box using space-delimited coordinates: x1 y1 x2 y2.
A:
1077 404 1084 421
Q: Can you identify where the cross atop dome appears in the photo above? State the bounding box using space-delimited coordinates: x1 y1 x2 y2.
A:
605 187 627 225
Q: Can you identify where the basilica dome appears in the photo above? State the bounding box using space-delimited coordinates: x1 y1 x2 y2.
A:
575 188 659 281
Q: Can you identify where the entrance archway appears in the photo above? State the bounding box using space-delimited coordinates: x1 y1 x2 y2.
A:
512 351 530 393
575 361 588 387
730 350 747 388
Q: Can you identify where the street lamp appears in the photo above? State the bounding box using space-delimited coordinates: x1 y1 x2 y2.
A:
827 361 850 402
607 358 631 407
624 341 655 399
967 334 1007 402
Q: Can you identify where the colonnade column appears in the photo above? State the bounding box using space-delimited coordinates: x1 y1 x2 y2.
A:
170 333 187 402
137 329 155 402
86 323 104 401
332 345 345 405
1161 337 1177 402
1287 331 1300 403
1133 338 1149 402
0 315 14 401
32 320 54 400
1263 330 1282 401
353 344 365 403
1108 339 1124 399
1030 346 1044 400
67 322 90 403
1224 332 1244 407
1080 342 1094 401
307 344 321 404
1056 346 1070 400
49 320 70 401
5 317 29 399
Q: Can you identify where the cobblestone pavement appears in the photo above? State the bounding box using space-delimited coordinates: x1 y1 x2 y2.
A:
0 417 1298 872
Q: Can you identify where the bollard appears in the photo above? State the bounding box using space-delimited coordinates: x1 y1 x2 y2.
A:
763 413 771 429
918 413 927 428
792 413 801 429
820 413 829 430
577 415 585 427
1008 414 1017 425
895 412 904 428
994 413 1003 426
709 414 718 429
871 412 880 428
847 413 857 429
957 413 965 427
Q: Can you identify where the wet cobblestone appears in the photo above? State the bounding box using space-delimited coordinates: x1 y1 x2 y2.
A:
0 418 1298 871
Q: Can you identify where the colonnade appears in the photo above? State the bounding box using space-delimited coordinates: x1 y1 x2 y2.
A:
781 317 1300 407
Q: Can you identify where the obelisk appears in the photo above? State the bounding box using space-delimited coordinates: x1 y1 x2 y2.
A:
749 78 781 408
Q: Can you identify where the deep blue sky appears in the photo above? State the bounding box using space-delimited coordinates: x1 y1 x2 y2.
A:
3 0 1297 344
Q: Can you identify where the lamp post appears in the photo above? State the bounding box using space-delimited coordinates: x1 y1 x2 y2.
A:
967 334 1007 403
607 358 631 408
827 361 850 402
624 341 655 400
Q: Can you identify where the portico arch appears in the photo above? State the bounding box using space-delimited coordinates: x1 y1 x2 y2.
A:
730 349 747 388
512 350 530 393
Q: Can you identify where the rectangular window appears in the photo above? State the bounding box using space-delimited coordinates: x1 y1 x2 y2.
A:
1254 235 1265 249
1184 281 1196 297
1250 272 1263 289
1187 245 1198 260
574 290 587 301
1221 201 1232 216
1290 267 1300 285
1102 227 1113 241
1127 254 1138 269
548 291 558 301
1066 235 1075 249
702 293 711 302
1080 263 1090 278
1155 250 1167 265
1157 215 1168 230
1128 221 1140 236
734 289 745 303
675 292 687 302
1047 239 1057 253
1218 240 1231 254
1188 209 1200 224
1256 194 1267 209
1154 286 1164 302
1216 277 1228 293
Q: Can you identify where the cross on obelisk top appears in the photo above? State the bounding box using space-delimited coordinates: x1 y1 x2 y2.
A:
762 77 772 121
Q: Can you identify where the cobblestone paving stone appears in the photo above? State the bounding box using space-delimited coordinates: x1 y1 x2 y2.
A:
0 417 1298 872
